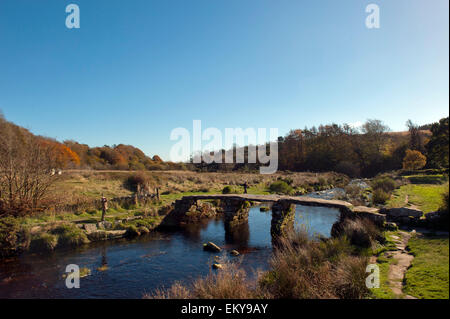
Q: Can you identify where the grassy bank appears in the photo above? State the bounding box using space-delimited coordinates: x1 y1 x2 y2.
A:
404 235 449 299
387 183 448 213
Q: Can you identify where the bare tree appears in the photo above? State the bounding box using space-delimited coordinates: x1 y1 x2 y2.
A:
0 116 58 216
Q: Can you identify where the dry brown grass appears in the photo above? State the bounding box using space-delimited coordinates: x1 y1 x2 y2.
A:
338 218 383 248
261 231 369 299
57 170 344 203
148 257 263 299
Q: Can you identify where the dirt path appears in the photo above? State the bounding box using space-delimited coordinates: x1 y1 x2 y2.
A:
386 231 416 299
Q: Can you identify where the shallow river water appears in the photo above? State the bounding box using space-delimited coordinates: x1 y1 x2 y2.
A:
0 205 339 299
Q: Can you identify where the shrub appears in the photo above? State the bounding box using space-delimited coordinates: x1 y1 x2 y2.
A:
339 219 382 248
0 217 31 257
372 188 390 205
51 223 89 247
124 172 150 192
262 230 370 298
222 186 232 194
269 181 293 195
371 176 396 193
402 149 427 170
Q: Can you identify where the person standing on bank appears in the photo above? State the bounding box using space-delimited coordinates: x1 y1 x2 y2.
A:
101 195 108 222
243 182 248 194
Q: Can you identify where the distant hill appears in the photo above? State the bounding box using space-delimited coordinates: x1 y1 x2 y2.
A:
0 114 182 171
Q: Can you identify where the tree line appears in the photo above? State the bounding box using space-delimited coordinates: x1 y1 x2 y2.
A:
191 118 449 177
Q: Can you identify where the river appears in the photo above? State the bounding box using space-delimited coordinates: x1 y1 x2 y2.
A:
0 205 340 299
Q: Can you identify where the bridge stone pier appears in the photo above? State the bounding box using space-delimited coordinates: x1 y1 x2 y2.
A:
222 199 251 228
160 194 387 239
271 200 296 237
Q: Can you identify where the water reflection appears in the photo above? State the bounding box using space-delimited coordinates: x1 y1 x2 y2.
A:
224 222 250 248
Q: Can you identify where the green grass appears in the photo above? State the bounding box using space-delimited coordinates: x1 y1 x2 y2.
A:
404 235 449 299
387 184 448 213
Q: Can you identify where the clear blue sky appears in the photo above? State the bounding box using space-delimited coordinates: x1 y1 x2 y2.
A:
0 0 448 160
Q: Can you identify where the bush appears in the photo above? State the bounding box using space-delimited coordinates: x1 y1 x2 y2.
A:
402 149 427 170
269 181 293 195
372 188 390 205
222 186 232 194
262 230 370 298
51 223 90 247
371 176 396 193
125 172 150 192
0 217 30 257
339 219 382 248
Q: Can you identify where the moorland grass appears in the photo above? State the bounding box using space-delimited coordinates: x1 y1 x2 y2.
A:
387 184 448 213
404 235 449 299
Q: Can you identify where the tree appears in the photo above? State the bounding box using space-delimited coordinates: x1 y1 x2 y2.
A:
426 117 449 168
402 149 427 170
406 119 424 153
0 117 58 216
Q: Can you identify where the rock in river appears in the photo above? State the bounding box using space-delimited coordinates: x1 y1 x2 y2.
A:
203 242 221 252
230 250 240 256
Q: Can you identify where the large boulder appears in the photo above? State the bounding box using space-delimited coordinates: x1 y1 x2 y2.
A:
83 223 97 233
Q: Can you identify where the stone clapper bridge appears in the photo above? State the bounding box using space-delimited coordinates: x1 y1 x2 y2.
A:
161 194 386 238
